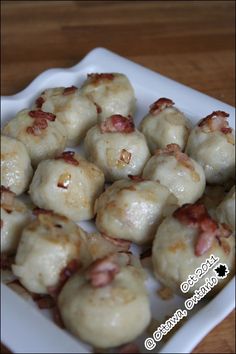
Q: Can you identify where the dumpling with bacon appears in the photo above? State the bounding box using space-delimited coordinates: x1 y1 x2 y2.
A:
12 210 127 295
81 73 136 121
95 177 178 245
12 210 88 294
33 87 97 146
1 186 31 255
139 98 191 153
186 111 235 184
29 152 104 222
142 144 206 206
1 135 33 195
3 109 67 166
58 253 151 348
152 203 235 296
84 115 150 182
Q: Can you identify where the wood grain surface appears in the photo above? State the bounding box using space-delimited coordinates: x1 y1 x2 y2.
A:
1 1 235 353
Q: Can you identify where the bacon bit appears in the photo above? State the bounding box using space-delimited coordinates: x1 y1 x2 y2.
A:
118 343 140 353
32 294 55 309
33 207 54 216
155 144 195 172
48 259 80 298
102 233 131 251
26 113 50 136
221 127 232 134
35 96 45 108
173 203 232 256
120 149 131 164
88 73 114 84
57 173 71 189
86 254 120 288
60 259 80 284
100 115 135 134
149 97 174 114
0 254 14 270
63 86 77 95
155 143 180 156
94 102 102 114
55 151 79 166
198 111 232 134
53 306 65 328
140 248 152 259
128 175 145 182
29 110 56 121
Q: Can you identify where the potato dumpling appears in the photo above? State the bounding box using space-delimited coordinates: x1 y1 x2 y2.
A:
34 86 97 146
216 186 235 232
152 203 235 296
12 211 89 294
1 135 33 195
142 144 206 205
95 177 178 245
3 109 67 166
81 73 136 121
186 111 235 184
84 115 150 182
1 187 31 255
58 253 151 348
29 152 105 222
139 98 191 153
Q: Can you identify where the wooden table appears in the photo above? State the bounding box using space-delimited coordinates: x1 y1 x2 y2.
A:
1 1 235 353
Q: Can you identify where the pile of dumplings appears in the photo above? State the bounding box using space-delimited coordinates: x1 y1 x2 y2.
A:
1 72 235 351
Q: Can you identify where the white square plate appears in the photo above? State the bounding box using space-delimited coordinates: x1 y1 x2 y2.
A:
1 47 235 354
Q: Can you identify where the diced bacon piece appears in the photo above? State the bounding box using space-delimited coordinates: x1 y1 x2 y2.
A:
155 143 180 156
155 144 194 171
195 231 215 256
63 86 77 95
29 110 56 121
87 73 114 84
35 96 45 108
100 115 135 134
57 173 71 189
149 97 174 114
33 117 48 129
47 259 80 298
198 111 232 134
32 294 55 309
120 149 131 164
173 203 231 256
128 175 145 182
55 151 79 166
59 259 80 284
33 207 54 216
86 254 120 287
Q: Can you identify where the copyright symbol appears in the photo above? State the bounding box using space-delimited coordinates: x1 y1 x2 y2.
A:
144 337 156 351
